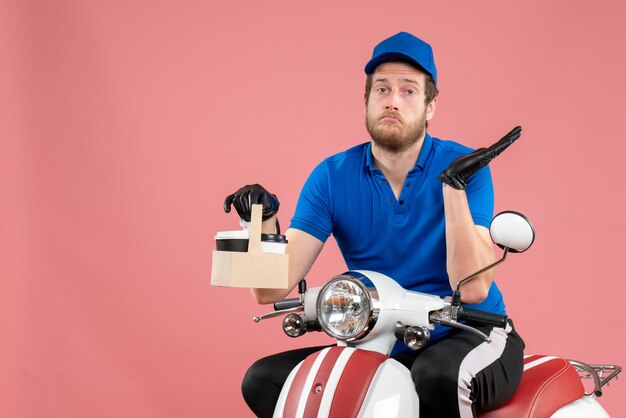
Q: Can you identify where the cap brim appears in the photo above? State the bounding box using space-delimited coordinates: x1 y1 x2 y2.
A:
364 52 432 80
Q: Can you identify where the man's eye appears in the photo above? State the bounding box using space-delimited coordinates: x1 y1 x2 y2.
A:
377 87 389 93
406 90 415 95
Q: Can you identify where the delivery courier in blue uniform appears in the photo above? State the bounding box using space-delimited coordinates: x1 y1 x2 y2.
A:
225 31 525 418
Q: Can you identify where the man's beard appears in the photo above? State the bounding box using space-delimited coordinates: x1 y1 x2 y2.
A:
366 109 427 153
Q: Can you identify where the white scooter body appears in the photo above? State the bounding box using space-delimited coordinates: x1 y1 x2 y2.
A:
256 213 620 417
273 273 616 418
552 398 610 418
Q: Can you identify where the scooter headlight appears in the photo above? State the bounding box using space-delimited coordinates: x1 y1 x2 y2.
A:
316 275 373 341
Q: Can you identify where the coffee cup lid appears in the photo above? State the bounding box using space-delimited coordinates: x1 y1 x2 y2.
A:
214 230 249 239
261 233 288 243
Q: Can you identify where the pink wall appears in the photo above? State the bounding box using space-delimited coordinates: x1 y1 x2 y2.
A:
2 1 625 417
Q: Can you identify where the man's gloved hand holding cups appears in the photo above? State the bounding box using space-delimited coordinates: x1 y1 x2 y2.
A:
223 184 280 222
438 126 522 190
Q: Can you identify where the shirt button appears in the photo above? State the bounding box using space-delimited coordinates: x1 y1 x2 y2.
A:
382 180 387 185
406 182 411 187
389 198 394 204
399 200 404 205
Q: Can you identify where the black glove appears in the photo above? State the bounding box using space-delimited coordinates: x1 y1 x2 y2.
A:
438 126 522 190
223 184 280 223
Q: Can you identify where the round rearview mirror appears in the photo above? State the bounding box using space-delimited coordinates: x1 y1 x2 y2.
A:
489 211 535 253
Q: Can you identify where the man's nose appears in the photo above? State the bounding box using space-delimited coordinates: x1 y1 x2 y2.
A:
384 91 399 111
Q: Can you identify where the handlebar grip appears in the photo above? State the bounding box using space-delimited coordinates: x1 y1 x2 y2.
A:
273 298 302 311
459 308 508 328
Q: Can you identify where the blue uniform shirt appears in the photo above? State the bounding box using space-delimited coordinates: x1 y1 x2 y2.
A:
290 133 506 347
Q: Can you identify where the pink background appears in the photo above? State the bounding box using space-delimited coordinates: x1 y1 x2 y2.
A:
2 1 625 417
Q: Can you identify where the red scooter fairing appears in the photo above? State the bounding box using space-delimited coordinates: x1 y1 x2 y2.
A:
279 347 389 418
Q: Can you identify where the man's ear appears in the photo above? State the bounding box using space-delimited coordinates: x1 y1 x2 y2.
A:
426 97 437 121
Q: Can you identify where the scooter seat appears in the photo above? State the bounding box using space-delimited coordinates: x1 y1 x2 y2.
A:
480 355 585 418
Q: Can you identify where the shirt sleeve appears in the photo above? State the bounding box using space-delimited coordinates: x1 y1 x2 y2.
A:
289 161 334 243
465 165 494 229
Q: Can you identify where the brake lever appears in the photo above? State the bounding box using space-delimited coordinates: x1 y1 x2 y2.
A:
430 312 492 343
253 306 303 323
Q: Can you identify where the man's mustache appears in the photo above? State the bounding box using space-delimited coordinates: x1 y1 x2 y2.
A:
379 112 404 124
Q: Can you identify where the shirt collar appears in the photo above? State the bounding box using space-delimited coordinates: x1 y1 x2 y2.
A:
365 133 434 172
413 133 433 171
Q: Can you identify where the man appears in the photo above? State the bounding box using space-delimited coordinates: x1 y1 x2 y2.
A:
226 32 524 418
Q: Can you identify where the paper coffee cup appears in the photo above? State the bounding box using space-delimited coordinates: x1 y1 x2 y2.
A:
259 234 288 254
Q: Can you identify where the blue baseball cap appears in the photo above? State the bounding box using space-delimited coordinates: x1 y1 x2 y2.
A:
364 32 437 85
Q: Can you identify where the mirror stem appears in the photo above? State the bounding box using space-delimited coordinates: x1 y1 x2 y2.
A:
455 247 510 293
451 247 509 311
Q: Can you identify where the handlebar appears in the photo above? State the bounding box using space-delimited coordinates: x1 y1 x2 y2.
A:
273 298 303 311
458 307 508 328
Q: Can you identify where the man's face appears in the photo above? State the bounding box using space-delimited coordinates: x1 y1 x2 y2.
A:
365 62 437 152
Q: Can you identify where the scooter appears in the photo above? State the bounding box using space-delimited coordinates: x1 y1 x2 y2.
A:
252 211 622 418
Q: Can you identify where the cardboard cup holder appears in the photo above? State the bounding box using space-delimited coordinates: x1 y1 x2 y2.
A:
211 205 289 289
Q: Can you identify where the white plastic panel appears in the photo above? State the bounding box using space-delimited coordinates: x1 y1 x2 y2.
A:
357 359 419 418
